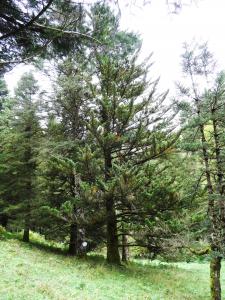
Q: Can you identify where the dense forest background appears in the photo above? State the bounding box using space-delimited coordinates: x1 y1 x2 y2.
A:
1 1 225 300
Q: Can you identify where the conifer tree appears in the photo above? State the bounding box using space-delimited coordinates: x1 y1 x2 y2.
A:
0 72 42 242
81 3 179 264
0 77 9 227
177 42 225 300
38 53 99 254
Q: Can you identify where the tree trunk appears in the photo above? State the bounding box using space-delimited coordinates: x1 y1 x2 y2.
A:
106 195 120 264
68 223 78 256
212 117 225 231
0 214 8 228
197 112 222 300
104 149 120 265
122 234 129 262
23 135 32 243
189 60 222 300
23 215 30 242
210 256 221 300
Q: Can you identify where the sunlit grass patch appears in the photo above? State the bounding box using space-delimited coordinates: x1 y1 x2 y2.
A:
0 236 224 299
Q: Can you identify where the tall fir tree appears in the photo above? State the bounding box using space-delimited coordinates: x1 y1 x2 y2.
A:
0 72 42 242
81 3 180 264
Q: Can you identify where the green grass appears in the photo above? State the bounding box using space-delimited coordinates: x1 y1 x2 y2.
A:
0 235 224 299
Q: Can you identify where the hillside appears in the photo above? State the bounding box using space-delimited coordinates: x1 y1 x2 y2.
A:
0 236 222 300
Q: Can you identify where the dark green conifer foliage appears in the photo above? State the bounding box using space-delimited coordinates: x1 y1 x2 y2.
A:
38 53 99 254
0 72 42 242
0 0 88 74
0 77 9 227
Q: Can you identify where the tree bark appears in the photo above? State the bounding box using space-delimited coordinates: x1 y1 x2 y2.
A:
195 101 222 300
0 214 8 228
104 149 121 265
122 233 129 262
68 223 78 256
212 117 225 229
187 55 222 300
210 113 223 300
23 124 33 243
199 124 222 300
23 215 30 242
210 256 221 300
106 195 120 264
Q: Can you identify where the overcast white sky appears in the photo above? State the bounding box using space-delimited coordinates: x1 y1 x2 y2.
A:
4 0 225 96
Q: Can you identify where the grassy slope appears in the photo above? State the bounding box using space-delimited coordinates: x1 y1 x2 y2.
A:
0 238 224 300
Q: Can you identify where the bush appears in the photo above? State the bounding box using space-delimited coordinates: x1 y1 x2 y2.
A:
0 225 6 236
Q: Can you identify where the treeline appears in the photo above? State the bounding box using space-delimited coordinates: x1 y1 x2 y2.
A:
1 2 225 300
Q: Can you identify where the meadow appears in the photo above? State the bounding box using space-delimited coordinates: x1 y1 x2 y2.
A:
0 232 223 300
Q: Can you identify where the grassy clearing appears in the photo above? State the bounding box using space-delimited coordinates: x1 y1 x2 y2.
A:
0 235 224 300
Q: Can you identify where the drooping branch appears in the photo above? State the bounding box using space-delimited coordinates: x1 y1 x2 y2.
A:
0 0 54 40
